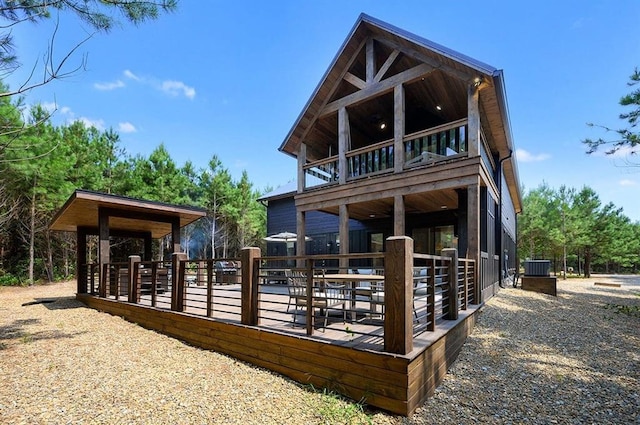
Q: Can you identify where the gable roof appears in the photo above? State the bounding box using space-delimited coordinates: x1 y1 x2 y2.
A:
278 13 520 212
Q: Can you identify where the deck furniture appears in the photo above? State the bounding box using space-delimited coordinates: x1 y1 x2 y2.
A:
321 272 385 321
286 269 347 331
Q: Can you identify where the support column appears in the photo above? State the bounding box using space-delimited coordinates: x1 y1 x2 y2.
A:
241 247 261 326
393 195 405 236
339 204 349 271
467 82 480 157
366 38 374 83
467 181 481 301
384 236 413 354
171 217 181 255
76 227 88 294
296 210 306 257
338 107 349 184
128 255 141 303
394 84 405 173
171 252 188 311
297 143 306 193
143 232 152 261
98 208 109 298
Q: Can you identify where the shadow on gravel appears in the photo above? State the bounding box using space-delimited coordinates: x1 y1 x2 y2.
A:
22 296 84 310
0 317 88 348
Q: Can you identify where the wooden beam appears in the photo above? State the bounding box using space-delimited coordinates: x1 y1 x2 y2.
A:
366 38 375 83
295 38 368 149
393 84 405 173
374 49 400 83
322 63 434 117
296 210 306 264
344 72 366 90
373 36 475 83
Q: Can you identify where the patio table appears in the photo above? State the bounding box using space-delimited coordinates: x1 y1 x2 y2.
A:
316 273 384 321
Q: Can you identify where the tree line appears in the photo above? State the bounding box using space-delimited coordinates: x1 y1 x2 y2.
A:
0 87 266 285
518 183 640 277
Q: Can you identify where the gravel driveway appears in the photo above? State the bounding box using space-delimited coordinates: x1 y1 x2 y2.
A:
1 275 638 424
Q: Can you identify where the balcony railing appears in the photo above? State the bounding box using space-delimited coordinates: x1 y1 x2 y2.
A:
403 118 468 168
302 119 469 190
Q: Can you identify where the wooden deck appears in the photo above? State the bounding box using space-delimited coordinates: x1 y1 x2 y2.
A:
77 282 479 415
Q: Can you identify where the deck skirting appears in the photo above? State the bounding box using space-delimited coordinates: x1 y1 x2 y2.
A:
78 294 479 416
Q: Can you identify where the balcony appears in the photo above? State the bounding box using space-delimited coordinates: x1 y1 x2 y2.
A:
303 119 469 190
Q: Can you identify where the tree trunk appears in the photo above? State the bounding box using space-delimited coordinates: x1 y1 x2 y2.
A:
28 184 35 285
584 248 591 278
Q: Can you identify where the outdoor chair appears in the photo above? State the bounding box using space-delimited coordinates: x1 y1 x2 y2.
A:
286 269 346 331
353 268 385 317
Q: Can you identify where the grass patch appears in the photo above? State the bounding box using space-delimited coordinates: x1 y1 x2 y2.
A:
316 387 372 424
604 303 640 318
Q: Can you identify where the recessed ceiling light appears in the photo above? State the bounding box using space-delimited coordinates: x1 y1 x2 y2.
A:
379 122 386 130
435 105 442 111
440 205 447 209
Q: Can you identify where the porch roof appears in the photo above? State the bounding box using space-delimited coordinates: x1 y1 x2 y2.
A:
49 190 206 239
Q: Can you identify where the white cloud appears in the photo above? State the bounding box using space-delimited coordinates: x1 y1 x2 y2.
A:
60 106 72 115
94 79 125 91
40 101 58 113
161 80 196 99
118 122 137 133
619 179 637 187
76 117 105 131
516 148 551 163
123 69 141 81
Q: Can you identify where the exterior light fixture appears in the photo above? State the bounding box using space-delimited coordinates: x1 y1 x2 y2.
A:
435 105 442 111
440 205 448 209
473 76 483 87
379 122 386 130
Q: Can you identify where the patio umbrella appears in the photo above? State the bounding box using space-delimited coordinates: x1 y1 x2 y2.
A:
263 231 311 242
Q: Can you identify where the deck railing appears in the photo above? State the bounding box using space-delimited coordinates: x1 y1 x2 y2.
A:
81 238 476 355
302 119 470 190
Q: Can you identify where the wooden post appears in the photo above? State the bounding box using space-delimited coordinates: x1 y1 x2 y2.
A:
393 194 405 236
143 233 152 261
98 208 109 298
394 84 405 173
467 82 480 157
241 247 261 326
366 38 374 83
467 181 480 303
76 227 88 294
338 107 349 184
296 210 306 268
206 259 214 318
384 236 413 354
339 204 349 272
442 248 459 320
171 217 181 255
171 252 187 312
297 142 306 193
128 255 141 303
305 258 314 336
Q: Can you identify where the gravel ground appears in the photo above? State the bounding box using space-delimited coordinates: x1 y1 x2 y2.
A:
1 275 639 424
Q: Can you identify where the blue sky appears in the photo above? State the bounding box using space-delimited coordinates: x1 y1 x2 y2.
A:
7 1 640 220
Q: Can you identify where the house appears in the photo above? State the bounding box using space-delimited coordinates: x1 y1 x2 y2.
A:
261 13 521 302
